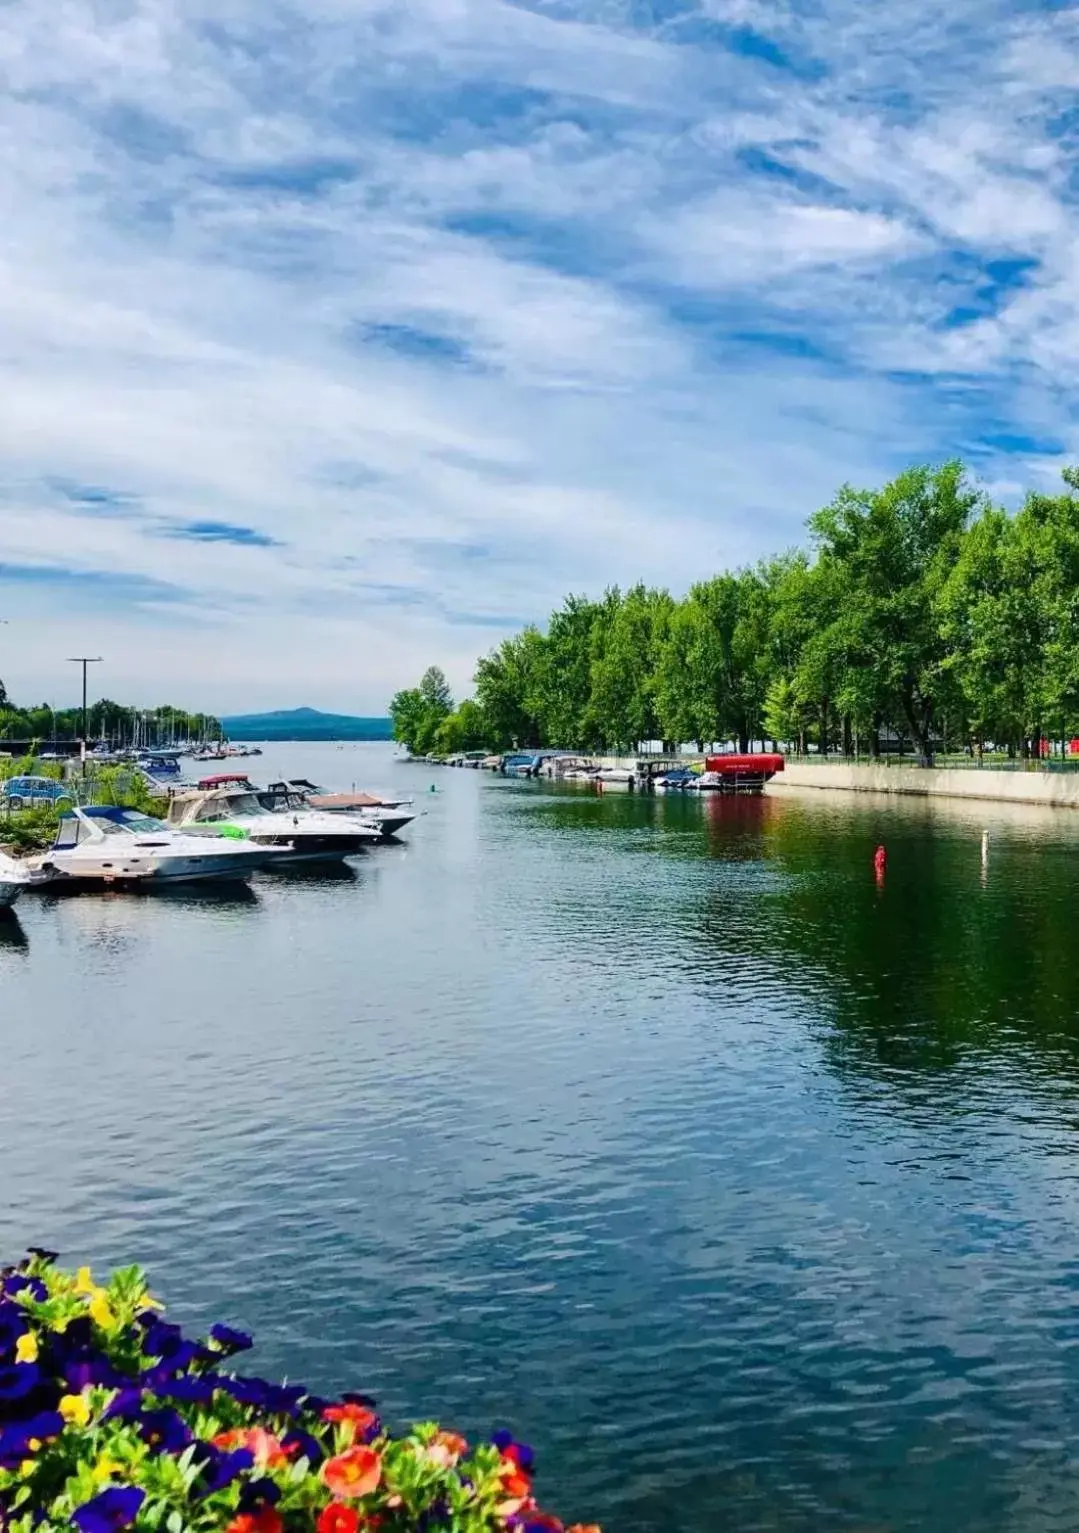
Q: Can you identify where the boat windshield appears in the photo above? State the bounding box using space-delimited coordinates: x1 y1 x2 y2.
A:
196 792 266 819
98 813 169 837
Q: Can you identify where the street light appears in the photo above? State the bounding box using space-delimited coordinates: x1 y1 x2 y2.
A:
67 656 103 757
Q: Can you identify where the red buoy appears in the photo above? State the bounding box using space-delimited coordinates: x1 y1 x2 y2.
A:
873 844 887 878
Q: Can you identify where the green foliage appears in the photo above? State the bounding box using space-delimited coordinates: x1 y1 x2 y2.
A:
418 459 1079 762
390 667 455 756
0 1252 589 1533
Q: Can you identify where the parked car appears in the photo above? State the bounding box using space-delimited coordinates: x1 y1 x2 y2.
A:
2 776 76 810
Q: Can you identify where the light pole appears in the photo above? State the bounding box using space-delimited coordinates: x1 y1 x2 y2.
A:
67 656 103 759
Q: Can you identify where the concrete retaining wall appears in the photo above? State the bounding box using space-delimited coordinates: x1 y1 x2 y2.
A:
773 760 1079 809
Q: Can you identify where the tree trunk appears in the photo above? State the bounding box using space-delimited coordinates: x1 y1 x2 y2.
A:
842 714 852 757
820 697 829 756
870 712 882 759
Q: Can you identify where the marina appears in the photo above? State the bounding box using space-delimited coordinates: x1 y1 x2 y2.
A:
6 743 1079 1533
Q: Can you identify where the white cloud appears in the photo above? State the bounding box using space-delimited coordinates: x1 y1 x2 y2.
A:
1 0 1079 712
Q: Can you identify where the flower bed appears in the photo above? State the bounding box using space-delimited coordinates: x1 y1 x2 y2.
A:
0 1253 598 1533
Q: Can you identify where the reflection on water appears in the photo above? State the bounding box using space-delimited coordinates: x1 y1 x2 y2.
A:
4 750 1079 1532
0 912 27 951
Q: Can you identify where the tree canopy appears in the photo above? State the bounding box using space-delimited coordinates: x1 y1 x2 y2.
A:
391 462 1079 761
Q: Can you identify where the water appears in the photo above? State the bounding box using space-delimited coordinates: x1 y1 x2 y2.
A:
4 746 1079 1531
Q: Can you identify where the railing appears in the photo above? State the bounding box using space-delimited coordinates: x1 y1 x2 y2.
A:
782 753 1079 772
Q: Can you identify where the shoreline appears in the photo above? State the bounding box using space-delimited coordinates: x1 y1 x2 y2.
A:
770 760 1079 810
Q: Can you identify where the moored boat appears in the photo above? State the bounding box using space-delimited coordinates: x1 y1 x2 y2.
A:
166 776 380 861
262 781 416 840
30 806 285 885
0 850 53 907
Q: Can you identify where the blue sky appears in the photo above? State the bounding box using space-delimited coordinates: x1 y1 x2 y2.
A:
1 0 1076 712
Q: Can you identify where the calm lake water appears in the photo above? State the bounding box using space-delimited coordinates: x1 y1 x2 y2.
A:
5 744 1079 1531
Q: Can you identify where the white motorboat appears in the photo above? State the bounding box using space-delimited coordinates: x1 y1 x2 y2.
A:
0 850 53 907
261 781 416 840
30 806 286 884
595 767 635 791
165 777 380 861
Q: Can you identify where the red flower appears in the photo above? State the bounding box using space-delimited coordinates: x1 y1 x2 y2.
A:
322 1403 380 1442
226 1513 283 1533
317 1508 360 1533
502 1443 531 1471
322 1445 383 1500
501 1464 533 1500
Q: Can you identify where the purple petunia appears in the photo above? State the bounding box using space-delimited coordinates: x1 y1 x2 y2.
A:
0 1303 28 1357
3 1275 47 1303
102 1388 144 1423
137 1407 192 1454
71 1486 145 1533
0 1410 64 1468
282 1426 324 1466
238 1477 282 1512
209 1322 253 1355
492 1430 535 1472
146 1370 219 1404
0 1362 40 1404
194 1444 255 1496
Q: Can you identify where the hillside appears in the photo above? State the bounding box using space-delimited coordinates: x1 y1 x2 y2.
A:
222 707 393 742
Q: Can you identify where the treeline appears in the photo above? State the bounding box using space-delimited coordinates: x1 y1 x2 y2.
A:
392 463 1079 761
0 686 222 744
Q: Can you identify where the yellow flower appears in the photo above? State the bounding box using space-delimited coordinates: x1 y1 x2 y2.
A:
59 1393 91 1427
14 1333 38 1364
18 1460 35 1478
88 1293 114 1330
92 1456 121 1484
74 1266 95 1295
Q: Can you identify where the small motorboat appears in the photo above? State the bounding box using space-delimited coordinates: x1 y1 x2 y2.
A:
166 777 381 860
0 850 53 907
595 767 635 791
265 781 416 839
653 767 698 791
30 806 286 884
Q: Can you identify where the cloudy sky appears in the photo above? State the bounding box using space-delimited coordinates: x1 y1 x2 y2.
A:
1 0 1076 714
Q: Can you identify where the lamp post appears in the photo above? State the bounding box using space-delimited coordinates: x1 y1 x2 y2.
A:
67 656 103 761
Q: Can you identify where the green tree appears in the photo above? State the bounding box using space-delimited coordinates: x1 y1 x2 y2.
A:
588 584 673 749
809 463 982 762
434 699 489 755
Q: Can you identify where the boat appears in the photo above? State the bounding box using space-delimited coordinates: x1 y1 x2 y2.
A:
165 776 380 861
262 781 416 839
654 767 699 790
685 755 785 794
595 767 635 791
29 806 285 884
0 850 53 907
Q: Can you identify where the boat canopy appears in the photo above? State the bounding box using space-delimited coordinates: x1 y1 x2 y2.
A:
198 773 252 789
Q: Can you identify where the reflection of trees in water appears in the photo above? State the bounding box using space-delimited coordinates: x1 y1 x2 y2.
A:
527 783 1079 1086
710 793 1079 1087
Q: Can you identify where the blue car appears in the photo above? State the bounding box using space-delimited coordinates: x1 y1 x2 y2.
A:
2 775 76 809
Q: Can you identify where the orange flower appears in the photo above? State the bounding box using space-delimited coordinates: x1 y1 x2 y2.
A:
212 1427 290 1469
500 1464 533 1500
567 1526 603 1532
317 1508 359 1533
322 1445 383 1500
226 1512 283 1533
434 1430 468 1457
322 1403 379 1442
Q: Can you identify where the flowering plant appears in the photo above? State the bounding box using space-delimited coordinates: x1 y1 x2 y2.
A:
0 1253 598 1533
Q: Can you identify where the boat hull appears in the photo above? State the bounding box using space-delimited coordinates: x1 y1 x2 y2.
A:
44 849 271 883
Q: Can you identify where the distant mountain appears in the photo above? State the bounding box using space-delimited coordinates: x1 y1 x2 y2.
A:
222 708 393 742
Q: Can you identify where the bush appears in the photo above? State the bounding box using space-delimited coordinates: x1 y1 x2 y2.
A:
0 1254 598 1533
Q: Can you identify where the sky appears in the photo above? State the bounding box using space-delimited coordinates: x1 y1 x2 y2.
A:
2 0 1078 714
